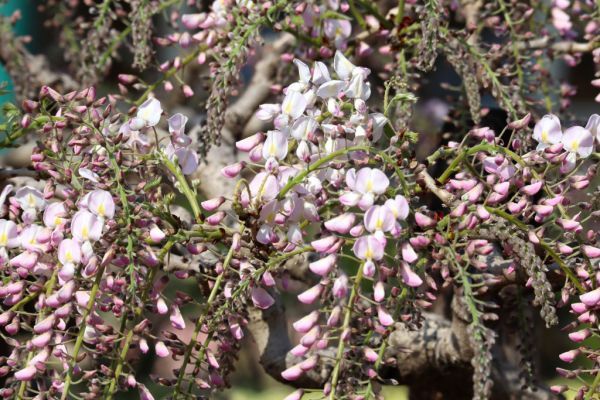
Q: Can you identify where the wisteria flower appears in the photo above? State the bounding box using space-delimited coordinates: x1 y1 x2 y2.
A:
561 126 593 172
585 114 599 142
533 114 562 150
342 167 389 210
323 19 351 49
87 190 116 220
136 97 163 127
262 130 289 161
71 210 103 243
43 202 68 229
0 219 19 248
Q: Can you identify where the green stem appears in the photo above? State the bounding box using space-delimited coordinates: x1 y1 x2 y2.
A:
61 265 106 400
586 371 600 400
277 145 369 200
348 0 368 30
395 0 405 25
329 264 364 399
161 153 202 223
172 224 243 398
104 239 176 398
355 0 392 29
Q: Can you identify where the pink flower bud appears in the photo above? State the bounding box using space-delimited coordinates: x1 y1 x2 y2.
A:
332 275 348 298
293 311 319 333
31 331 52 348
409 236 431 248
201 197 226 212
327 306 342 327
309 254 337 276
249 144 263 162
579 288 600 307
118 74 138 85
364 347 379 363
284 389 304 400
520 181 543 196
550 385 568 394
493 182 510 196
139 338 149 354
221 162 245 178
465 183 484 203
400 261 423 287
148 225 166 244
363 260 376 277
508 113 531 129
290 344 310 357
181 13 205 29
570 302 587 314
401 242 418 263
206 211 226 225
182 85 194 98
557 218 582 232
568 329 590 343
373 281 385 302
139 384 155 400
300 356 318 371
0 311 14 326
558 243 573 255
414 212 435 229
251 287 275 309
582 245 600 258
297 283 323 304
281 364 304 381
300 326 320 347
311 236 338 253
170 305 186 330
236 133 264 152
377 305 394 327
33 315 55 334
206 350 220 368
155 341 170 358
14 366 36 381
558 349 579 363
57 281 75 302
324 213 356 234
450 202 467 218
476 205 490 220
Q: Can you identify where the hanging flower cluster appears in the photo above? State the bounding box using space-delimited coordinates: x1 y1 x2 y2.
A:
223 51 438 395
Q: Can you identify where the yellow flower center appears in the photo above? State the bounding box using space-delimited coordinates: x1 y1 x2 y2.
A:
541 130 549 143
0 232 7 246
571 140 579 151
283 100 293 115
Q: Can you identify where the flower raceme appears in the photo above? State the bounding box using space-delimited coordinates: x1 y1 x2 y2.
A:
224 51 437 389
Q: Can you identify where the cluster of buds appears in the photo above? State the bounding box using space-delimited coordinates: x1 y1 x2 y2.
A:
0 86 246 398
